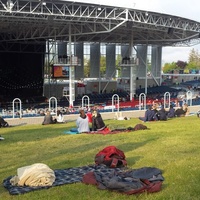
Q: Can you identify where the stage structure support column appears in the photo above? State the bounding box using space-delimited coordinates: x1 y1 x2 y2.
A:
58 41 67 62
74 42 84 79
52 41 67 98
106 44 116 79
68 24 75 107
129 33 137 101
121 44 130 78
46 40 51 98
151 45 162 85
90 43 100 93
136 45 148 94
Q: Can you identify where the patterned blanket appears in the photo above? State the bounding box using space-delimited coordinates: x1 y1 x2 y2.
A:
3 165 123 195
3 164 164 195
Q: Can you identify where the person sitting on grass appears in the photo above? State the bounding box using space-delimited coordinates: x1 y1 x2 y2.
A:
56 110 65 123
157 105 167 121
91 109 106 131
76 109 90 133
42 111 57 125
174 106 186 117
183 103 190 116
0 116 9 128
167 105 175 118
139 105 156 122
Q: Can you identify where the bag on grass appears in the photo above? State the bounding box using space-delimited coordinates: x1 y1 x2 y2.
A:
95 146 127 168
133 124 148 131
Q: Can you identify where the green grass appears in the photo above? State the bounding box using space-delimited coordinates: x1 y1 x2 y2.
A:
1 116 200 199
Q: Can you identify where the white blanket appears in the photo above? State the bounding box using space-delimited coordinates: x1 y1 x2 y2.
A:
10 163 56 187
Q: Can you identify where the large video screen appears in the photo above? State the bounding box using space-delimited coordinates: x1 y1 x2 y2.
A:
52 64 69 78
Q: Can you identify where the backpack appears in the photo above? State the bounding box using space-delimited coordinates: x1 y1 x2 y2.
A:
133 124 148 131
95 146 127 168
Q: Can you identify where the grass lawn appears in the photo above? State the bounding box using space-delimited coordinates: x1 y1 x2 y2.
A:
1 115 200 200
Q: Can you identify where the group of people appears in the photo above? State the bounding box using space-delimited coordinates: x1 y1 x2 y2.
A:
76 109 106 133
42 107 107 134
139 103 190 122
42 110 65 125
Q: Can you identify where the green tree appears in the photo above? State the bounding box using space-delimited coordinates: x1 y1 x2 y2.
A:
116 55 122 77
188 48 200 64
186 62 200 70
188 48 200 69
162 62 177 73
84 57 90 77
84 55 115 78
176 60 187 69
100 56 106 77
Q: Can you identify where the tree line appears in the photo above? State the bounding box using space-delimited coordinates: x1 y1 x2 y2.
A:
162 48 200 73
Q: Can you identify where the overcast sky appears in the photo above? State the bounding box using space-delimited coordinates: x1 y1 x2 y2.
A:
78 0 200 64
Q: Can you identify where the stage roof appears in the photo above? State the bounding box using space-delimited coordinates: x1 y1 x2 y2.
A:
0 0 200 47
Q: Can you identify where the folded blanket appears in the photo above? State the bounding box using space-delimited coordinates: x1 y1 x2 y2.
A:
10 163 55 187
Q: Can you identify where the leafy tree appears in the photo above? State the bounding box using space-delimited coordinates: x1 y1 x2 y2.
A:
186 62 200 70
162 62 177 73
84 55 117 78
188 48 200 65
84 57 90 77
100 56 106 77
116 54 122 68
187 48 200 69
176 60 187 69
116 55 122 77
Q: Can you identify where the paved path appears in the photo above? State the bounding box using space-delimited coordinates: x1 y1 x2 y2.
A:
5 105 200 126
5 110 145 126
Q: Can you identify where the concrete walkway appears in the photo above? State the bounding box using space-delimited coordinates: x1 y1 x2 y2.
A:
5 110 145 126
5 105 200 126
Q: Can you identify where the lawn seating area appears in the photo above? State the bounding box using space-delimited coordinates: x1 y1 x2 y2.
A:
1 115 200 199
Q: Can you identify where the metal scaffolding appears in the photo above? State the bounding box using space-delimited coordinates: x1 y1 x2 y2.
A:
0 0 199 46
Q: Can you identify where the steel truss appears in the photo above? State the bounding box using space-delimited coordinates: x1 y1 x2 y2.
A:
0 0 199 46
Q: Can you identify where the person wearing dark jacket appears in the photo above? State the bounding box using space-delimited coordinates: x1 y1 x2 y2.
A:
139 105 156 122
157 106 167 121
174 106 186 117
167 105 175 118
91 110 106 131
0 116 9 127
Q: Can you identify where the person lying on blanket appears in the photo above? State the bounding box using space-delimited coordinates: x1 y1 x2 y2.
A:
91 110 106 131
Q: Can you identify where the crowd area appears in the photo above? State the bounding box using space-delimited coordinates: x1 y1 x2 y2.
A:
0 107 80 118
41 107 107 133
0 101 197 137
139 103 190 122
0 82 199 129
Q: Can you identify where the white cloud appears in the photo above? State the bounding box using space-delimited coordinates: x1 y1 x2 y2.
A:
162 47 192 63
84 0 200 22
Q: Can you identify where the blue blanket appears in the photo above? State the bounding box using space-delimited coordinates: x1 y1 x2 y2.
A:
64 127 79 134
